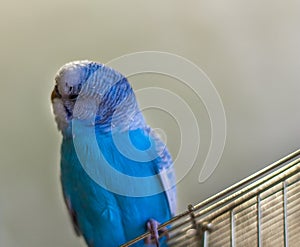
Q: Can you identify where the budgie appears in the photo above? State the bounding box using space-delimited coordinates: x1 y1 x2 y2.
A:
51 60 177 247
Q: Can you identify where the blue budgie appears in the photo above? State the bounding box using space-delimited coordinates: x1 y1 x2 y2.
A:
51 61 177 247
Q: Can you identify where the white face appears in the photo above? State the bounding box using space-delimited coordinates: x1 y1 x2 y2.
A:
55 61 89 99
58 71 81 96
51 60 143 133
51 61 89 131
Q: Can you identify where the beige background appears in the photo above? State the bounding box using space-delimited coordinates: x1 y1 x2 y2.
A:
1 1 300 246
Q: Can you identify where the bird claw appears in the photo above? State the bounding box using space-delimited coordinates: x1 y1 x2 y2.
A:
144 219 169 247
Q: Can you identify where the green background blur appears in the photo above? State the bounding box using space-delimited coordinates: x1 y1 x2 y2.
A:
1 1 300 246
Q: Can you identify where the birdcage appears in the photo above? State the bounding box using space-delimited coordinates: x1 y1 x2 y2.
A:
121 149 300 247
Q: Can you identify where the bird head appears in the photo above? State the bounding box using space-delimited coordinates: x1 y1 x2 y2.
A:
51 60 145 133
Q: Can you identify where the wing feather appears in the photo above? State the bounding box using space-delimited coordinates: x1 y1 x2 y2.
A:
148 128 177 216
62 191 81 236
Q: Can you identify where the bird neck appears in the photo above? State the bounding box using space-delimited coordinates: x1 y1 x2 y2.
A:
62 110 146 140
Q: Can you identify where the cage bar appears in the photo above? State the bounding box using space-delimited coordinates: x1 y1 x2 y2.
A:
121 149 300 247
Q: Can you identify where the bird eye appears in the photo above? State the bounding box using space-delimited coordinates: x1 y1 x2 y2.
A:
69 94 78 100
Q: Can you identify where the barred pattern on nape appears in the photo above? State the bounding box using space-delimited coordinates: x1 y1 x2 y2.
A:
79 65 122 99
94 77 146 133
74 63 145 132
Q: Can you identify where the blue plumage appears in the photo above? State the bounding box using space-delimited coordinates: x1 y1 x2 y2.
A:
51 61 176 247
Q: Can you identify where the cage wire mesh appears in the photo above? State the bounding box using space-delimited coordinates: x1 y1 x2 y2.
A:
121 149 300 247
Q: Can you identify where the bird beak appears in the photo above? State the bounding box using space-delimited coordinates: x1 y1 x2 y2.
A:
51 85 61 102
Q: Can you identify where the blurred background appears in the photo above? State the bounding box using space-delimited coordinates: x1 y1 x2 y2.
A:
1 0 300 246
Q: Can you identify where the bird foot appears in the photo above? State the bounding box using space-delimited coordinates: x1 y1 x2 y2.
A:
144 219 169 247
